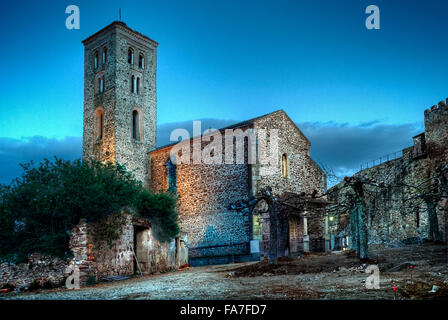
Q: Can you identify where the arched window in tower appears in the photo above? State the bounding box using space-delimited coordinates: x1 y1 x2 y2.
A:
128 48 134 64
139 54 145 69
131 75 135 93
94 51 99 69
136 77 140 94
281 153 288 178
132 110 140 141
98 76 104 93
96 109 104 140
102 47 107 64
166 158 177 194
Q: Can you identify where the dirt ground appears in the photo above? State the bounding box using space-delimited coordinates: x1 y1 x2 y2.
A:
1 242 447 300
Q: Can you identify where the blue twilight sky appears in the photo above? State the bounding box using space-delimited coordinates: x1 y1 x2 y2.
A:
0 0 448 185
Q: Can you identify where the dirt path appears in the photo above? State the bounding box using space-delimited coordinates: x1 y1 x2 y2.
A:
2 243 447 300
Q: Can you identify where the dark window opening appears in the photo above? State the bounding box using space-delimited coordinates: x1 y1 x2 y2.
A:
139 54 144 68
167 159 177 194
94 51 99 69
131 75 135 93
102 47 107 64
132 110 140 140
128 48 134 64
96 109 103 140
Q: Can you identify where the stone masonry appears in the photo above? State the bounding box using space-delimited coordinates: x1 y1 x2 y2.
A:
328 99 448 248
82 21 157 188
150 110 327 265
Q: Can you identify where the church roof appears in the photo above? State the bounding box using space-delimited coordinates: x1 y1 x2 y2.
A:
149 109 285 153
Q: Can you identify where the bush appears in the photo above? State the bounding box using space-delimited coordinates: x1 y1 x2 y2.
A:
136 191 179 242
0 158 179 262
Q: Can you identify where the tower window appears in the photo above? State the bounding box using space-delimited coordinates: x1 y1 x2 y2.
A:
132 110 141 141
96 109 104 140
102 47 107 64
94 51 99 69
139 54 144 69
128 48 134 64
131 75 136 93
98 76 104 93
136 77 140 94
282 153 288 178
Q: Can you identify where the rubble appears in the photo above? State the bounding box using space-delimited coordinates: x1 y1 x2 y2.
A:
0 254 68 292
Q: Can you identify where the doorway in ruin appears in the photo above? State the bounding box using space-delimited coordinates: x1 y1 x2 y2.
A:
133 225 150 274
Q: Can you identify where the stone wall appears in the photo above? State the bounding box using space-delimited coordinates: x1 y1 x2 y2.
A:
252 111 327 252
150 134 253 264
69 212 186 286
0 254 67 292
150 110 327 263
328 98 448 247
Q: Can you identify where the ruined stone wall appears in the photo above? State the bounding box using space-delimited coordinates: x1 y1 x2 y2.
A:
0 254 68 292
328 99 448 246
82 22 157 187
69 212 183 285
425 99 448 166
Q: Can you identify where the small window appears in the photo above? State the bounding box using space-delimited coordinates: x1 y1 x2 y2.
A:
98 76 104 93
102 47 107 64
131 75 136 93
128 48 134 64
96 109 104 140
132 110 140 140
281 153 288 178
136 77 140 94
139 54 144 69
94 51 99 69
167 159 177 194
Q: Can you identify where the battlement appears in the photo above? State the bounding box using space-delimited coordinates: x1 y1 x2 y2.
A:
424 98 448 122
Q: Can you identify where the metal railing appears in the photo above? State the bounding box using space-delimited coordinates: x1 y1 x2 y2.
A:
360 150 403 171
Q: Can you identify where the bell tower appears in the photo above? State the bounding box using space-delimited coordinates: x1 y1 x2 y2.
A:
82 21 158 187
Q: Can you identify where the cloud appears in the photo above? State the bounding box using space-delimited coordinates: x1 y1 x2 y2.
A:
0 136 82 185
299 121 423 184
0 119 423 188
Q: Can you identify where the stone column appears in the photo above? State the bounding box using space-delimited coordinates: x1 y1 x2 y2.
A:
324 215 330 252
303 214 309 253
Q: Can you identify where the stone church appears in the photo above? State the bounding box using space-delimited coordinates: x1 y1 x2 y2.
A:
82 21 327 267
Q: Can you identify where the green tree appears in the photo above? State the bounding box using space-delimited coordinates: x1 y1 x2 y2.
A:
0 158 179 262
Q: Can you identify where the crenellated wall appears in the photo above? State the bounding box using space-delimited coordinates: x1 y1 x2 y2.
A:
328 98 448 248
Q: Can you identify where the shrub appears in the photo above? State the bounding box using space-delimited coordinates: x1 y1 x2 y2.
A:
0 158 179 262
